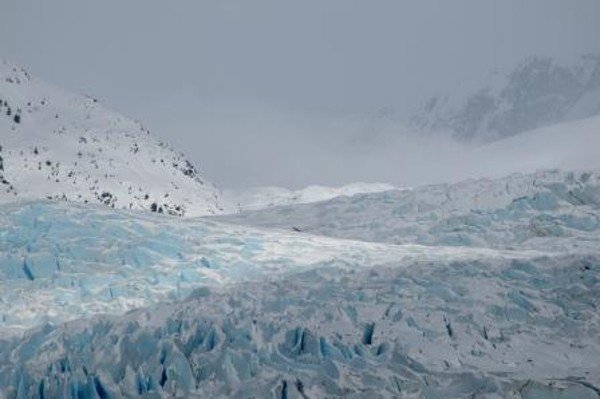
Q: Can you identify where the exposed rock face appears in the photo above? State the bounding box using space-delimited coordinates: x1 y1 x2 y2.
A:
413 54 600 142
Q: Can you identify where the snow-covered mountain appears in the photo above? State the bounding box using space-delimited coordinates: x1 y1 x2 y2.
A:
0 61 222 216
221 182 397 213
413 53 600 142
1 59 600 398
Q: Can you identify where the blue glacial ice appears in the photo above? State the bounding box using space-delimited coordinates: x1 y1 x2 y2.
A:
0 256 599 398
0 169 599 398
0 200 537 333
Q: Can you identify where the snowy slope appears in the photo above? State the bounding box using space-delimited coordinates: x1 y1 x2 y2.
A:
468 114 600 176
0 61 222 216
393 114 600 187
221 182 397 213
215 169 600 252
413 53 600 141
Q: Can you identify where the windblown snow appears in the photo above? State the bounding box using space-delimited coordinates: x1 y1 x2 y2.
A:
0 61 222 216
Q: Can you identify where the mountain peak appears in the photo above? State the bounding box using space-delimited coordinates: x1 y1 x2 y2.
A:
413 53 600 142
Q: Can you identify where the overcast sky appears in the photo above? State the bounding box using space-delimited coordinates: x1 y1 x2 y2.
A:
1 0 599 188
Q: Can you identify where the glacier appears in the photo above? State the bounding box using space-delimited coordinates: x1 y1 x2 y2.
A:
0 169 599 397
221 182 397 213
0 200 537 333
215 170 600 252
0 254 598 398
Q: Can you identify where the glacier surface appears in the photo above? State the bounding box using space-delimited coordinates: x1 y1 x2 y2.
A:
216 170 600 252
0 201 535 333
221 182 397 213
0 169 599 398
0 255 598 398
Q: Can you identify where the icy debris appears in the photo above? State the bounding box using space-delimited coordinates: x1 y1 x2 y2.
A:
0 200 536 332
0 257 598 398
0 169 599 397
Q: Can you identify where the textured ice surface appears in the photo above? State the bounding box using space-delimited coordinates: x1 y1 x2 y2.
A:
1 169 600 398
0 201 533 334
221 182 397 213
216 170 600 252
0 256 598 398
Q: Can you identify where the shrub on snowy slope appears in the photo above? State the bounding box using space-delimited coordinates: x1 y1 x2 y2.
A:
0 61 222 216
